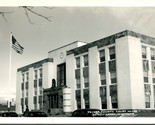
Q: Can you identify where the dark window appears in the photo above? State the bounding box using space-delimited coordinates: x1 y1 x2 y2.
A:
26 73 29 82
57 63 66 87
99 50 105 62
85 99 89 108
142 54 147 59
39 96 43 103
25 82 28 89
142 46 147 59
25 98 28 105
39 78 42 86
34 80 37 87
76 84 81 89
22 74 25 83
39 68 42 78
34 70 37 80
102 103 107 109
76 57 80 68
33 96 37 104
77 100 81 109
144 77 148 83
109 47 115 60
112 103 118 108
101 80 106 85
50 94 58 108
83 55 88 67
153 78 155 83
151 48 155 60
84 82 89 88
111 78 117 84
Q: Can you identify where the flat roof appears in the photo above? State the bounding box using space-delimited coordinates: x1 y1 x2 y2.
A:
17 58 53 72
67 30 155 56
48 40 87 53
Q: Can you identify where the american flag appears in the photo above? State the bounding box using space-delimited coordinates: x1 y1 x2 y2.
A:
12 35 24 54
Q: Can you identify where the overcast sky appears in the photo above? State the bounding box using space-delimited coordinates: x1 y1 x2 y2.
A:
1 7 155 103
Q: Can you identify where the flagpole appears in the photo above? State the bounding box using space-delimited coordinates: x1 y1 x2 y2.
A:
8 32 12 111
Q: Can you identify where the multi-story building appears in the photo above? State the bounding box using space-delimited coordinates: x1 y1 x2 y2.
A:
16 41 87 114
16 30 155 114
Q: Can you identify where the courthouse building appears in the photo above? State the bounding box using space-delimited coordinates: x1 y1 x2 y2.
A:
16 30 155 114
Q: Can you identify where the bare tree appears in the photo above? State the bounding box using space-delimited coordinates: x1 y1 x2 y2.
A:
0 11 14 22
0 6 54 24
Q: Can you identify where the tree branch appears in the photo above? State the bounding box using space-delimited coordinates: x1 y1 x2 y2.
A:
0 11 14 22
21 6 53 23
23 8 34 24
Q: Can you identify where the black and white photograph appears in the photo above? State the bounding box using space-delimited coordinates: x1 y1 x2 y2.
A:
1 0 155 124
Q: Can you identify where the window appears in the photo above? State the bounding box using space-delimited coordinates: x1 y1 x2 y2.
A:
34 88 37 95
34 70 37 80
26 73 29 82
39 68 42 78
110 85 118 109
83 55 88 67
25 98 28 105
34 104 37 110
83 89 89 108
100 86 107 109
76 57 80 68
143 71 148 83
76 78 81 89
110 72 117 84
39 103 43 110
22 91 24 98
77 100 81 109
85 99 89 108
100 73 106 85
99 49 105 62
144 84 151 108
142 46 147 59
25 82 29 89
39 87 43 95
26 89 28 97
76 89 81 109
151 48 155 60
84 76 89 88
109 47 115 60
145 95 151 108
153 72 155 83
57 63 66 86
39 78 42 87
22 74 25 83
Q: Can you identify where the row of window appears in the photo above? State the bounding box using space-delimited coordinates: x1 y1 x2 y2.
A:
142 46 155 108
75 47 115 69
21 78 42 90
21 96 43 105
75 46 117 109
22 68 42 83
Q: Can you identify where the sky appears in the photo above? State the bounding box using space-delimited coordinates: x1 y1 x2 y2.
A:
1 6 155 103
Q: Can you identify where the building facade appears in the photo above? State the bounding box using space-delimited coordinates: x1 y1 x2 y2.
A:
16 30 155 114
16 41 86 114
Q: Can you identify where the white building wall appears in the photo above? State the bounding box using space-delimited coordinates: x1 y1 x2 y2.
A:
146 46 154 109
105 47 112 109
28 67 34 111
80 56 85 109
88 46 100 108
128 36 145 109
16 71 22 114
116 36 145 109
66 54 76 111
48 42 86 87
42 62 54 89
